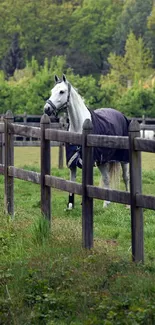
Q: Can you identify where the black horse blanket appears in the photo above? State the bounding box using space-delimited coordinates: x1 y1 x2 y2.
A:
66 108 129 169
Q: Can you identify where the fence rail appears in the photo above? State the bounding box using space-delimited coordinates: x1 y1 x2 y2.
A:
1 112 154 123
0 113 154 168
1 112 155 140
0 119 65 167
0 111 155 263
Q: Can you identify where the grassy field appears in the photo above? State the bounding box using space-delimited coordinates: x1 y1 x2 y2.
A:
14 146 155 171
1 147 155 325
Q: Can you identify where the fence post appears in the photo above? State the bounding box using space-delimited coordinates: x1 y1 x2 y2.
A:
4 110 14 216
129 119 144 263
0 116 4 164
142 114 145 138
23 111 27 141
40 114 51 223
58 114 68 169
82 119 93 249
0 116 5 164
58 144 64 169
0 133 2 164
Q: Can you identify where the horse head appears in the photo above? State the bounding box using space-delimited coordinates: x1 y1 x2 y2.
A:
44 74 71 116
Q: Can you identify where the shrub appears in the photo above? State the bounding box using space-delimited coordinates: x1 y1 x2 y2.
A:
116 86 155 117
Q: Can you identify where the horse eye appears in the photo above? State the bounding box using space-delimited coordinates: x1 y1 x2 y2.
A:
60 90 64 94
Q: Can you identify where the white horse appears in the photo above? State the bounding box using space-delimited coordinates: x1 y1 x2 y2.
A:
44 74 131 209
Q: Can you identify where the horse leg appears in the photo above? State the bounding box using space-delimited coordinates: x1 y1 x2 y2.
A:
98 163 111 208
66 166 77 210
121 162 130 208
121 162 129 192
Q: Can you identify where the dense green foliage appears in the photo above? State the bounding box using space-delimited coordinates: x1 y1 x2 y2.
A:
0 54 155 117
0 0 155 117
116 86 155 117
0 0 155 75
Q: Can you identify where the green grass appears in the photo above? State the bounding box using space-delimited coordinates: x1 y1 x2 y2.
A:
1 148 155 324
14 147 155 171
14 147 60 168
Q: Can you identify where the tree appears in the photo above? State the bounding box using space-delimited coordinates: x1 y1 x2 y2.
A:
0 0 75 67
147 4 155 67
113 0 153 55
68 0 123 74
147 2 155 31
2 33 24 77
108 32 153 86
0 0 154 77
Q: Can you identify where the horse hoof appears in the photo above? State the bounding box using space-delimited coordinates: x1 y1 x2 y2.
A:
125 204 130 209
103 201 111 208
68 203 73 209
64 203 73 211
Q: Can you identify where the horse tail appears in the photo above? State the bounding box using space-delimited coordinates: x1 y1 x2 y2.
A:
109 162 120 189
98 162 120 189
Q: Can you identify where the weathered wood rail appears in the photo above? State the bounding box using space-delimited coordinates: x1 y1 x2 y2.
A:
0 113 68 168
0 115 67 169
0 113 154 168
0 110 155 263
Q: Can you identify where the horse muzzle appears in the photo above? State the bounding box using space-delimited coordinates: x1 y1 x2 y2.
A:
44 99 57 116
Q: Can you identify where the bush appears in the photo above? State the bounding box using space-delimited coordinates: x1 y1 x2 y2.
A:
0 56 155 118
99 83 122 109
0 80 12 114
116 86 155 118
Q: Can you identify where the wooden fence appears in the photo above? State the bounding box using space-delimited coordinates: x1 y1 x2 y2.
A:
0 113 68 169
0 110 155 263
0 112 154 146
0 113 154 168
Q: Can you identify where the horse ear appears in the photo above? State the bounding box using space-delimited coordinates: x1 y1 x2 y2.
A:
55 75 59 83
62 74 67 82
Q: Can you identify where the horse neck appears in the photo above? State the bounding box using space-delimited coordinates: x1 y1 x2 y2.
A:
67 87 91 133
